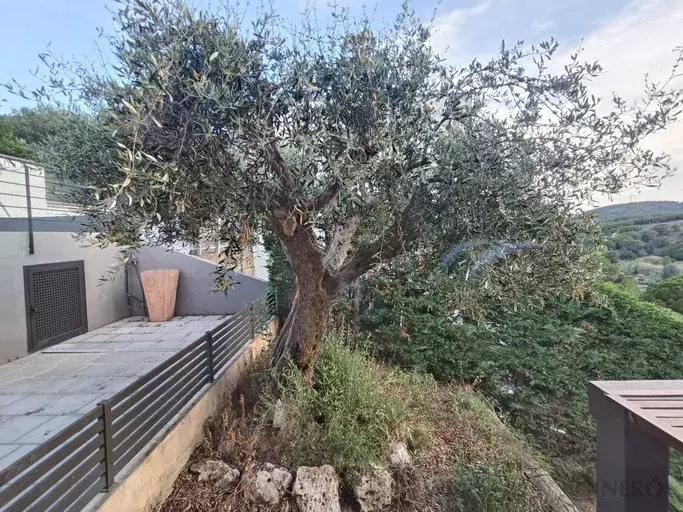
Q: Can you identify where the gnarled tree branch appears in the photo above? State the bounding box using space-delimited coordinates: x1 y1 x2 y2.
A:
334 194 420 287
323 213 362 272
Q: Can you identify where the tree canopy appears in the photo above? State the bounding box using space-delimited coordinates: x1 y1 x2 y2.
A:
644 274 683 314
9 0 683 375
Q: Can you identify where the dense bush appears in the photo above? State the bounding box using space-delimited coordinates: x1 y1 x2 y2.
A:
356 270 683 490
674 246 683 261
663 264 681 279
643 275 683 314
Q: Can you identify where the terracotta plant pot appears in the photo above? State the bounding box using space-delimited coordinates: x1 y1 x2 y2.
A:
141 269 180 322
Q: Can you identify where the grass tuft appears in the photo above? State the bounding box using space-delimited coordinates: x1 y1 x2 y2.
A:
270 330 409 479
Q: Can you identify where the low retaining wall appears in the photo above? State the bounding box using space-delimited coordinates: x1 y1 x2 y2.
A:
85 317 279 512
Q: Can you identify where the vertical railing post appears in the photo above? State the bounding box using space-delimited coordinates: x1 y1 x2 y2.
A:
99 399 115 490
23 164 34 255
206 331 214 383
250 303 255 339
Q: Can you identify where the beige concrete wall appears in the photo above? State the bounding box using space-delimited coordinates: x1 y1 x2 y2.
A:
0 231 129 361
89 317 278 512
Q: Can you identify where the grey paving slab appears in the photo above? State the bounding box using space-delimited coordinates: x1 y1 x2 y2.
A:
0 314 229 471
0 395 56 415
15 415 83 444
0 395 22 407
36 394 102 416
0 443 19 460
0 377 51 393
0 416 53 443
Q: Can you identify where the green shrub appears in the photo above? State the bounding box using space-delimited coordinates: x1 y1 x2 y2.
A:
643 275 683 314
662 264 681 279
356 269 683 490
273 331 409 478
641 255 664 265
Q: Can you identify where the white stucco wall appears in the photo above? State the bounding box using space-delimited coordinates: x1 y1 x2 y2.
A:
0 231 129 362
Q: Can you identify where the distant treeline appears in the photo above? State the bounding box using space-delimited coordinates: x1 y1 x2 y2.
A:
602 212 683 231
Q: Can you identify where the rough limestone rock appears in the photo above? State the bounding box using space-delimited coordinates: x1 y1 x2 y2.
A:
246 462 293 505
388 442 411 468
216 467 241 490
292 465 342 512
190 460 239 485
217 438 236 459
354 465 392 512
273 399 285 429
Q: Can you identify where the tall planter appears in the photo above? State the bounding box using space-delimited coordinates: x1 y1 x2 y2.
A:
141 269 180 322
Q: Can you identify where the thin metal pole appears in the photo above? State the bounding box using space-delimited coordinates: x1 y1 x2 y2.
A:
250 303 255 339
23 164 34 255
99 399 115 490
205 332 214 383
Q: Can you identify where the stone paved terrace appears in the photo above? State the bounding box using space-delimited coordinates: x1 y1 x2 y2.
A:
0 314 228 471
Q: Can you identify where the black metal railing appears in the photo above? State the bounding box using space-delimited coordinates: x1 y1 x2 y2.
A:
0 294 276 512
0 153 85 253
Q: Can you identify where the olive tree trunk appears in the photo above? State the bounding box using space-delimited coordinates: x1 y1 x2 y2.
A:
270 276 333 380
267 197 415 381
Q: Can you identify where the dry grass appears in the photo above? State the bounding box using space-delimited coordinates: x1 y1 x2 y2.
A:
158 355 292 512
159 343 551 512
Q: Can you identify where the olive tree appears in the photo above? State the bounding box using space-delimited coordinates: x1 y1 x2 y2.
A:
13 0 683 378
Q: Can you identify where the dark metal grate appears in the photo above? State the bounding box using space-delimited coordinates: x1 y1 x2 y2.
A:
24 261 87 351
33 267 83 342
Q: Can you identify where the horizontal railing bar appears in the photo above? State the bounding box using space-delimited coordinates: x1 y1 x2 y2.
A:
1 434 104 511
61 474 107 512
0 215 81 223
213 325 251 362
212 316 250 345
214 343 248 377
0 167 92 187
0 407 100 486
258 315 273 332
113 362 206 451
23 447 105 512
212 312 251 343
212 321 251 356
0 418 103 504
114 376 206 473
40 462 106 512
209 308 251 338
0 168 49 178
109 338 205 414
112 347 206 427
0 203 78 213
0 189 78 201
0 183 81 195
213 333 251 373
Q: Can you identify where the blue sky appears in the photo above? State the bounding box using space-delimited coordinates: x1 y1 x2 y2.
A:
1 0 681 203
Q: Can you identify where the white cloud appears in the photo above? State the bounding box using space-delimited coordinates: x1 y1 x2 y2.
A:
531 20 555 33
557 0 683 205
430 1 493 63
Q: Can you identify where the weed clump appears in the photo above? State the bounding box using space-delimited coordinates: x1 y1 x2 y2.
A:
272 331 409 478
